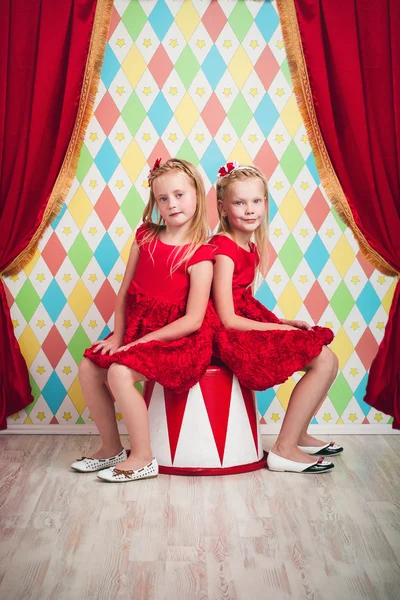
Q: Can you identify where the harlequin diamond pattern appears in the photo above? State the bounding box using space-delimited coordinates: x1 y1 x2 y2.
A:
4 0 396 429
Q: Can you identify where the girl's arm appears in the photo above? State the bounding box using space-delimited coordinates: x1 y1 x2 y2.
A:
120 260 214 348
92 241 140 354
213 255 296 332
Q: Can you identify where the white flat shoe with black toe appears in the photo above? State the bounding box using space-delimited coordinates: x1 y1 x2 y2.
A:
298 442 343 456
267 451 334 473
71 448 128 472
97 458 159 482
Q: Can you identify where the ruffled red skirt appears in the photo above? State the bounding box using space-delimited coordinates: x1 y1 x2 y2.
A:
84 283 216 394
213 289 334 391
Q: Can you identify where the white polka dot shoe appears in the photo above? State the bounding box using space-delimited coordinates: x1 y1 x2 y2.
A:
97 458 159 482
71 449 128 472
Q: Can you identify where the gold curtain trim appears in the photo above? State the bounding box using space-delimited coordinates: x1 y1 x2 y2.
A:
3 0 114 277
276 0 397 277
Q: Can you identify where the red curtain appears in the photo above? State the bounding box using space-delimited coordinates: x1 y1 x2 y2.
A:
0 0 99 429
289 0 400 427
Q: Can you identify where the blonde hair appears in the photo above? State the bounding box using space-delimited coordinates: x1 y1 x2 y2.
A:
216 164 269 274
140 158 209 273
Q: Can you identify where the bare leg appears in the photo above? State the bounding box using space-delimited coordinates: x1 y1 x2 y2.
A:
107 363 153 471
271 347 338 463
78 358 123 458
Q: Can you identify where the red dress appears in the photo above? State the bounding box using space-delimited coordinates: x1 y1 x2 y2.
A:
212 235 334 391
84 225 216 393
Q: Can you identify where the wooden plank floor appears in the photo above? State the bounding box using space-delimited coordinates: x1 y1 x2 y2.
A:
0 434 399 600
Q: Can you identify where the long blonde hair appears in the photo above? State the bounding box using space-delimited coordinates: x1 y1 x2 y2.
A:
140 158 209 273
216 164 269 274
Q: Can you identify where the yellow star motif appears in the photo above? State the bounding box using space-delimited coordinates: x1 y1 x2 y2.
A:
273 275 282 284
116 38 125 48
275 134 284 143
36 320 46 329
143 87 152 96
301 135 308 144
37 412 46 421
374 413 383 423
271 413 280 422
89 180 97 189
249 40 259 50
63 412 72 422
299 275 308 284
88 274 98 283
11 413 20 421
323 413 332 422
349 368 359 377
63 320 72 329
169 39 178 48
169 132 178 143
142 133 151 142
249 88 259 97
63 273 72 283
325 321 333 329
325 276 334 285
88 414 94 421
248 134 258 143
377 275 386 285
196 87 206 97
222 133 231 143
89 320 98 329
299 229 309 238
63 366 72 375
36 366 46 375
348 413 358 422
116 86 125 96
116 412 123 421
142 39 152 48
274 181 283 190
10 275 19 282
115 227 124 236
300 181 310 191
195 133 205 143
115 274 123 283
142 180 149 188
36 273 45 282
89 227 98 236
196 39 206 49
350 321 359 331
115 180 124 189
326 229 335 238
276 88 285 97
89 132 98 142
223 87 232 97
276 40 284 49
169 87 178 96
351 276 360 284
376 322 385 331
273 228 282 237
12 319 19 328
115 132 125 142
223 40 232 49
63 227 72 236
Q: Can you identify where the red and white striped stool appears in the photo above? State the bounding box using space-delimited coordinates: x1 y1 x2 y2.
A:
143 363 267 476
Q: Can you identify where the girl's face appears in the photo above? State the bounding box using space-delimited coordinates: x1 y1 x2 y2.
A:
219 177 266 234
152 171 197 228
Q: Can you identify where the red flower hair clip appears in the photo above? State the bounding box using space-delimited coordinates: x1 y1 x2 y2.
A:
217 160 239 178
148 157 162 182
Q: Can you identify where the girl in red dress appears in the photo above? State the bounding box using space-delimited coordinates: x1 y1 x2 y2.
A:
212 162 341 474
71 159 215 482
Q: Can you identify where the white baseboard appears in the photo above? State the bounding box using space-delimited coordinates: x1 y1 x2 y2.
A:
1 424 398 435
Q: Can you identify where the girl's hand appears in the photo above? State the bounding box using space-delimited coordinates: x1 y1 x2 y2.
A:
92 334 123 355
117 338 147 352
282 319 312 330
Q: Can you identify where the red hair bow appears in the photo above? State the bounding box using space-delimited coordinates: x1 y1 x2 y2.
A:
148 157 162 181
217 160 239 178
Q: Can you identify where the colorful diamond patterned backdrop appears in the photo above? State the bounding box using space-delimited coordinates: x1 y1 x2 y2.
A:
4 0 397 430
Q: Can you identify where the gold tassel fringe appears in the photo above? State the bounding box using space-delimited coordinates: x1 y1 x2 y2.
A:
3 0 114 277
276 0 397 277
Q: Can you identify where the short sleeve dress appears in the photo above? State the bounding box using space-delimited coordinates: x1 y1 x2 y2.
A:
84 225 216 393
212 234 334 391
